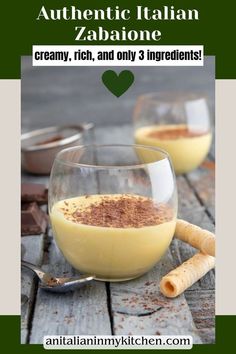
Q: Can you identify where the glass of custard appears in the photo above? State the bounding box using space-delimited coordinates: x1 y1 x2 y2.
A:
49 144 177 282
134 92 212 174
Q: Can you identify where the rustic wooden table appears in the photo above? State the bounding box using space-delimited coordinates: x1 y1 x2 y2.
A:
21 124 215 344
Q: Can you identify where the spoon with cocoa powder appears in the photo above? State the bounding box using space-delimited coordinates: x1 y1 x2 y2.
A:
21 261 94 293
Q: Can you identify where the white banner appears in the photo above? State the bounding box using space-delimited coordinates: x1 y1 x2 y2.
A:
32 45 203 66
43 335 193 350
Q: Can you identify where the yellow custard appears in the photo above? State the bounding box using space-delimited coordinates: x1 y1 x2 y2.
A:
50 194 176 281
135 124 212 174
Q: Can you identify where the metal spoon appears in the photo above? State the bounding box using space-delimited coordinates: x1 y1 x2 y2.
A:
21 260 94 293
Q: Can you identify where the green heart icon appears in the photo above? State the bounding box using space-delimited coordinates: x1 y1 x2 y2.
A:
102 70 134 97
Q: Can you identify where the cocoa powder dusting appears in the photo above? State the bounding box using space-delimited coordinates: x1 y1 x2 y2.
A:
62 195 173 228
147 127 207 140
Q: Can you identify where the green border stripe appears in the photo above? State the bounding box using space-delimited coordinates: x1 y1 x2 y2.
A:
0 315 235 352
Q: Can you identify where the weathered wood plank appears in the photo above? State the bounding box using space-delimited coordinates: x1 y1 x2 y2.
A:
29 234 112 343
185 289 215 344
198 328 215 344
184 289 215 329
110 250 202 343
95 124 133 145
21 173 49 186
21 235 44 343
177 176 214 231
185 160 215 221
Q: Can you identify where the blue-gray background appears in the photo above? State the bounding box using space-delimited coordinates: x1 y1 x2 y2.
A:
21 56 215 130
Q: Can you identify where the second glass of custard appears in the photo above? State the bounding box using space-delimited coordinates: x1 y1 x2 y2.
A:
134 92 212 174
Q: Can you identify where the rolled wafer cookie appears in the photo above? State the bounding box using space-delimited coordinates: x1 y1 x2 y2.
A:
175 219 215 256
160 252 215 298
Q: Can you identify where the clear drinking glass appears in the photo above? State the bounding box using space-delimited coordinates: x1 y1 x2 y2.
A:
133 92 212 174
49 144 177 282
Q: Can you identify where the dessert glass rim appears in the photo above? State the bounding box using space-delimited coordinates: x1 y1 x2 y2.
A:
54 143 172 170
137 90 209 104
